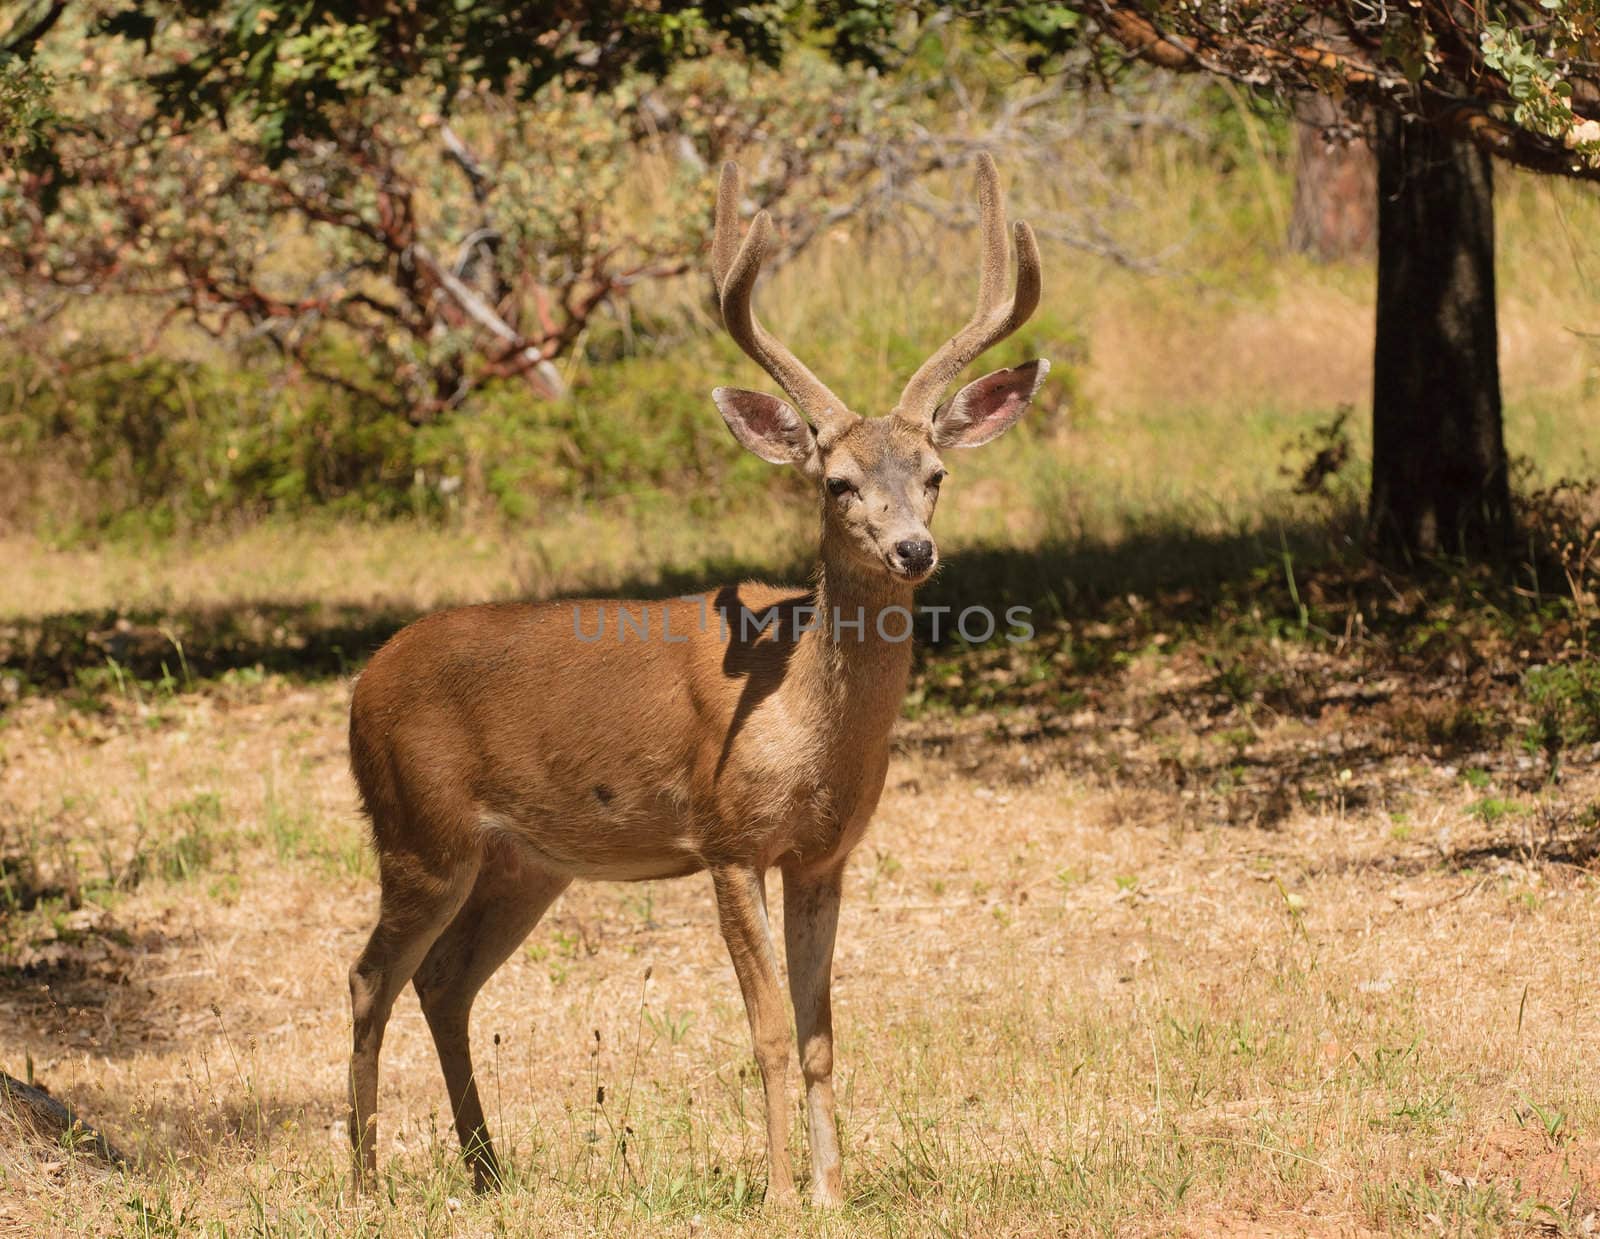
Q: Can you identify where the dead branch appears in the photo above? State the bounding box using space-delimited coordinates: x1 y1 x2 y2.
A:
439 123 504 296
412 244 567 398
1 1071 130 1168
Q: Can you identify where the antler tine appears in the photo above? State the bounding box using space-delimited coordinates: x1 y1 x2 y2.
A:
972 152 1008 319
712 160 742 292
713 162 848 431
895 153 1043 424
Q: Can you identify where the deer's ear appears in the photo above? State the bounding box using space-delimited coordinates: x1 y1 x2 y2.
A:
931 360 1050 449
713 388 819 471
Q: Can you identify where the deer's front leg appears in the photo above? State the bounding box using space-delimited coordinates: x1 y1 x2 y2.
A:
710 864 796 1205
782 862 844 1206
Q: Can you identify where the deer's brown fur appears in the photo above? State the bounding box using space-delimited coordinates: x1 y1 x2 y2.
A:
346 156 1048 1207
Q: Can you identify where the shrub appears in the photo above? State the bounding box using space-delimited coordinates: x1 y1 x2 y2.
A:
1522 662 1600 771
0 343 795 537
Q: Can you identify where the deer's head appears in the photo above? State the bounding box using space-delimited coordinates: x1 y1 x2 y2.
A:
710 155 1048 586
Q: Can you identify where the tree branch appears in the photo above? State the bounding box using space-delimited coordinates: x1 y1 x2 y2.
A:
1091 1 1600 183
2 0 69 59
411 243 567 399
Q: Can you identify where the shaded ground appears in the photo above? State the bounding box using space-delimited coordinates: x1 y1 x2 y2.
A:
0 510 1437 692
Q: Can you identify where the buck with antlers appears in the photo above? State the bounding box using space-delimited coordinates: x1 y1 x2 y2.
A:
346 154 1047 1206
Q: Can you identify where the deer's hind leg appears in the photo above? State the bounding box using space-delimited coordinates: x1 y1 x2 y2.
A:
412 841 570 1190
348 842 480 1185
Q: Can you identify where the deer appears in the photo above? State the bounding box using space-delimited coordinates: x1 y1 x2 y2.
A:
345 153 1047 1207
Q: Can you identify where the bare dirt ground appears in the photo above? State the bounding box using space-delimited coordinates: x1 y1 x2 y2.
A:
3 568 1599 1236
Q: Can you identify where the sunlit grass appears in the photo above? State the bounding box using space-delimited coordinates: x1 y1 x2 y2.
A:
5 670 1599 1236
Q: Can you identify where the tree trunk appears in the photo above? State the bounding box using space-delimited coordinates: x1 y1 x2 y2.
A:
1288 94 1375 261
1368 109 1511 561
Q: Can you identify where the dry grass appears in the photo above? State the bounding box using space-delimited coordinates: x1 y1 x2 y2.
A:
3 593 1600 1235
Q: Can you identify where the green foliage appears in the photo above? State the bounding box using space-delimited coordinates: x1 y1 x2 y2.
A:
0 341 801 535
1 2 63 155
416 355 783 521
1521 662 1600 766
1465 796 1525 825
0 349 427 533
105 0 799 162
149 791 225 883
814 0 912 69
1482 6 1600 163
0 53 53 156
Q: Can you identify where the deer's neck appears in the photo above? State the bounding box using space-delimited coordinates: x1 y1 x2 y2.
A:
794 537 918 743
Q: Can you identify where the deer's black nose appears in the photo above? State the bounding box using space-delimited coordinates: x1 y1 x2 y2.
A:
895 540 935 573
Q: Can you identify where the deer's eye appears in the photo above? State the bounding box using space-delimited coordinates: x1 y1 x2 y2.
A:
927 469 947 489
826 477 855 497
